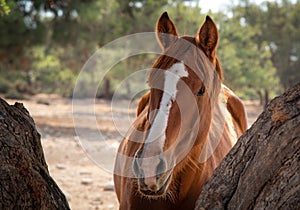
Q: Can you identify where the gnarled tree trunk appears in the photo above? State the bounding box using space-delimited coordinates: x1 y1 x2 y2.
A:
196 83 300 210
0 98 70 209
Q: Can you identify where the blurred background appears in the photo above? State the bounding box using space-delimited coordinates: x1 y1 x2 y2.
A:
1 1 299 209
1 0 299 104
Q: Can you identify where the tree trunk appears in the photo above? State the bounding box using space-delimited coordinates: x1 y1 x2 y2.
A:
125 80 132 97
264 88 269 108
0 98 70 209
104 77 111 99
195 83 300 210
257 89 264 106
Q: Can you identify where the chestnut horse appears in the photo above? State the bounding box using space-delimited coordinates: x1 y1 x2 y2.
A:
114 12 247 210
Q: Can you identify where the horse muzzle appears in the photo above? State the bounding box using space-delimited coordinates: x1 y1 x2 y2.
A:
138 171 172 196
133 151 172 196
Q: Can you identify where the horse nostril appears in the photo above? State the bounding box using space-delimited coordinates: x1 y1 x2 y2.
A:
156 157 167 177
133 151 143 178
139 177 146 187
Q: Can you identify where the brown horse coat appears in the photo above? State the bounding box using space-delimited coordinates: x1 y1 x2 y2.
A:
114 12 247 210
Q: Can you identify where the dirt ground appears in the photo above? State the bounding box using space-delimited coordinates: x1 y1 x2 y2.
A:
5 94 263 210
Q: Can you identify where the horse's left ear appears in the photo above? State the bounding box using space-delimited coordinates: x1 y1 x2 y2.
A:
196 16 218 59
156 12 178 50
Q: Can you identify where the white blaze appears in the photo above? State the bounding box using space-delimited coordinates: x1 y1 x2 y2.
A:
146 62 188 146
141 62 188 178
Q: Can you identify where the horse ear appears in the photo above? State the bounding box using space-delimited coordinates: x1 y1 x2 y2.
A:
156 12 178 50
197 16 218 58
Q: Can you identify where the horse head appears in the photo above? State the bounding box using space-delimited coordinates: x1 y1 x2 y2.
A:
132 12 223 198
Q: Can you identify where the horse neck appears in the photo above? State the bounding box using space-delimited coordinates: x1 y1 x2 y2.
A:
198 86 238 168
170 92 234 203
175 85 231 172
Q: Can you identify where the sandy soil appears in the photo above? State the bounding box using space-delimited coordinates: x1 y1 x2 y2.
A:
5 94 263 210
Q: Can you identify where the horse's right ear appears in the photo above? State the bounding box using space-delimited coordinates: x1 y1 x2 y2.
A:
156 12 178 50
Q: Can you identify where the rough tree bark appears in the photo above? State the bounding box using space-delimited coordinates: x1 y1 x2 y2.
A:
195 83 300 210
0 98 70 209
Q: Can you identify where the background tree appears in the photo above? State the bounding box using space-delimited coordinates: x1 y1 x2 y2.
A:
215 11 280 104
0 0 10 15
233 0 300 90
0 0 298 101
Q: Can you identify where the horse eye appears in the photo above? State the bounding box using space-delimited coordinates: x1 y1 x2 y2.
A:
196 86 205 96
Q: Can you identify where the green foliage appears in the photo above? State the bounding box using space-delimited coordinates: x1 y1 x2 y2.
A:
215 12 281 99
0 76 11 93
0 0 298 101
14 79 35 95
105 54 153 98
4 91 27 100
232 0 300 89
0 1 47 48
0 69 30 94
30 46 76 96
0 0 10 16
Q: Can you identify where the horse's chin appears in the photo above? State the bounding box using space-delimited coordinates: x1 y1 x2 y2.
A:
138 173 172 198
139 186 166 197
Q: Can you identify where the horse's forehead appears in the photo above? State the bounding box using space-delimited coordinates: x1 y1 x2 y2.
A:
143 62 188 146
157 62 189 96
167 62 188 78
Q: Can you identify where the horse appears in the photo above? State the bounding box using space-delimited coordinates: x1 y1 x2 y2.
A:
114 12 248 210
